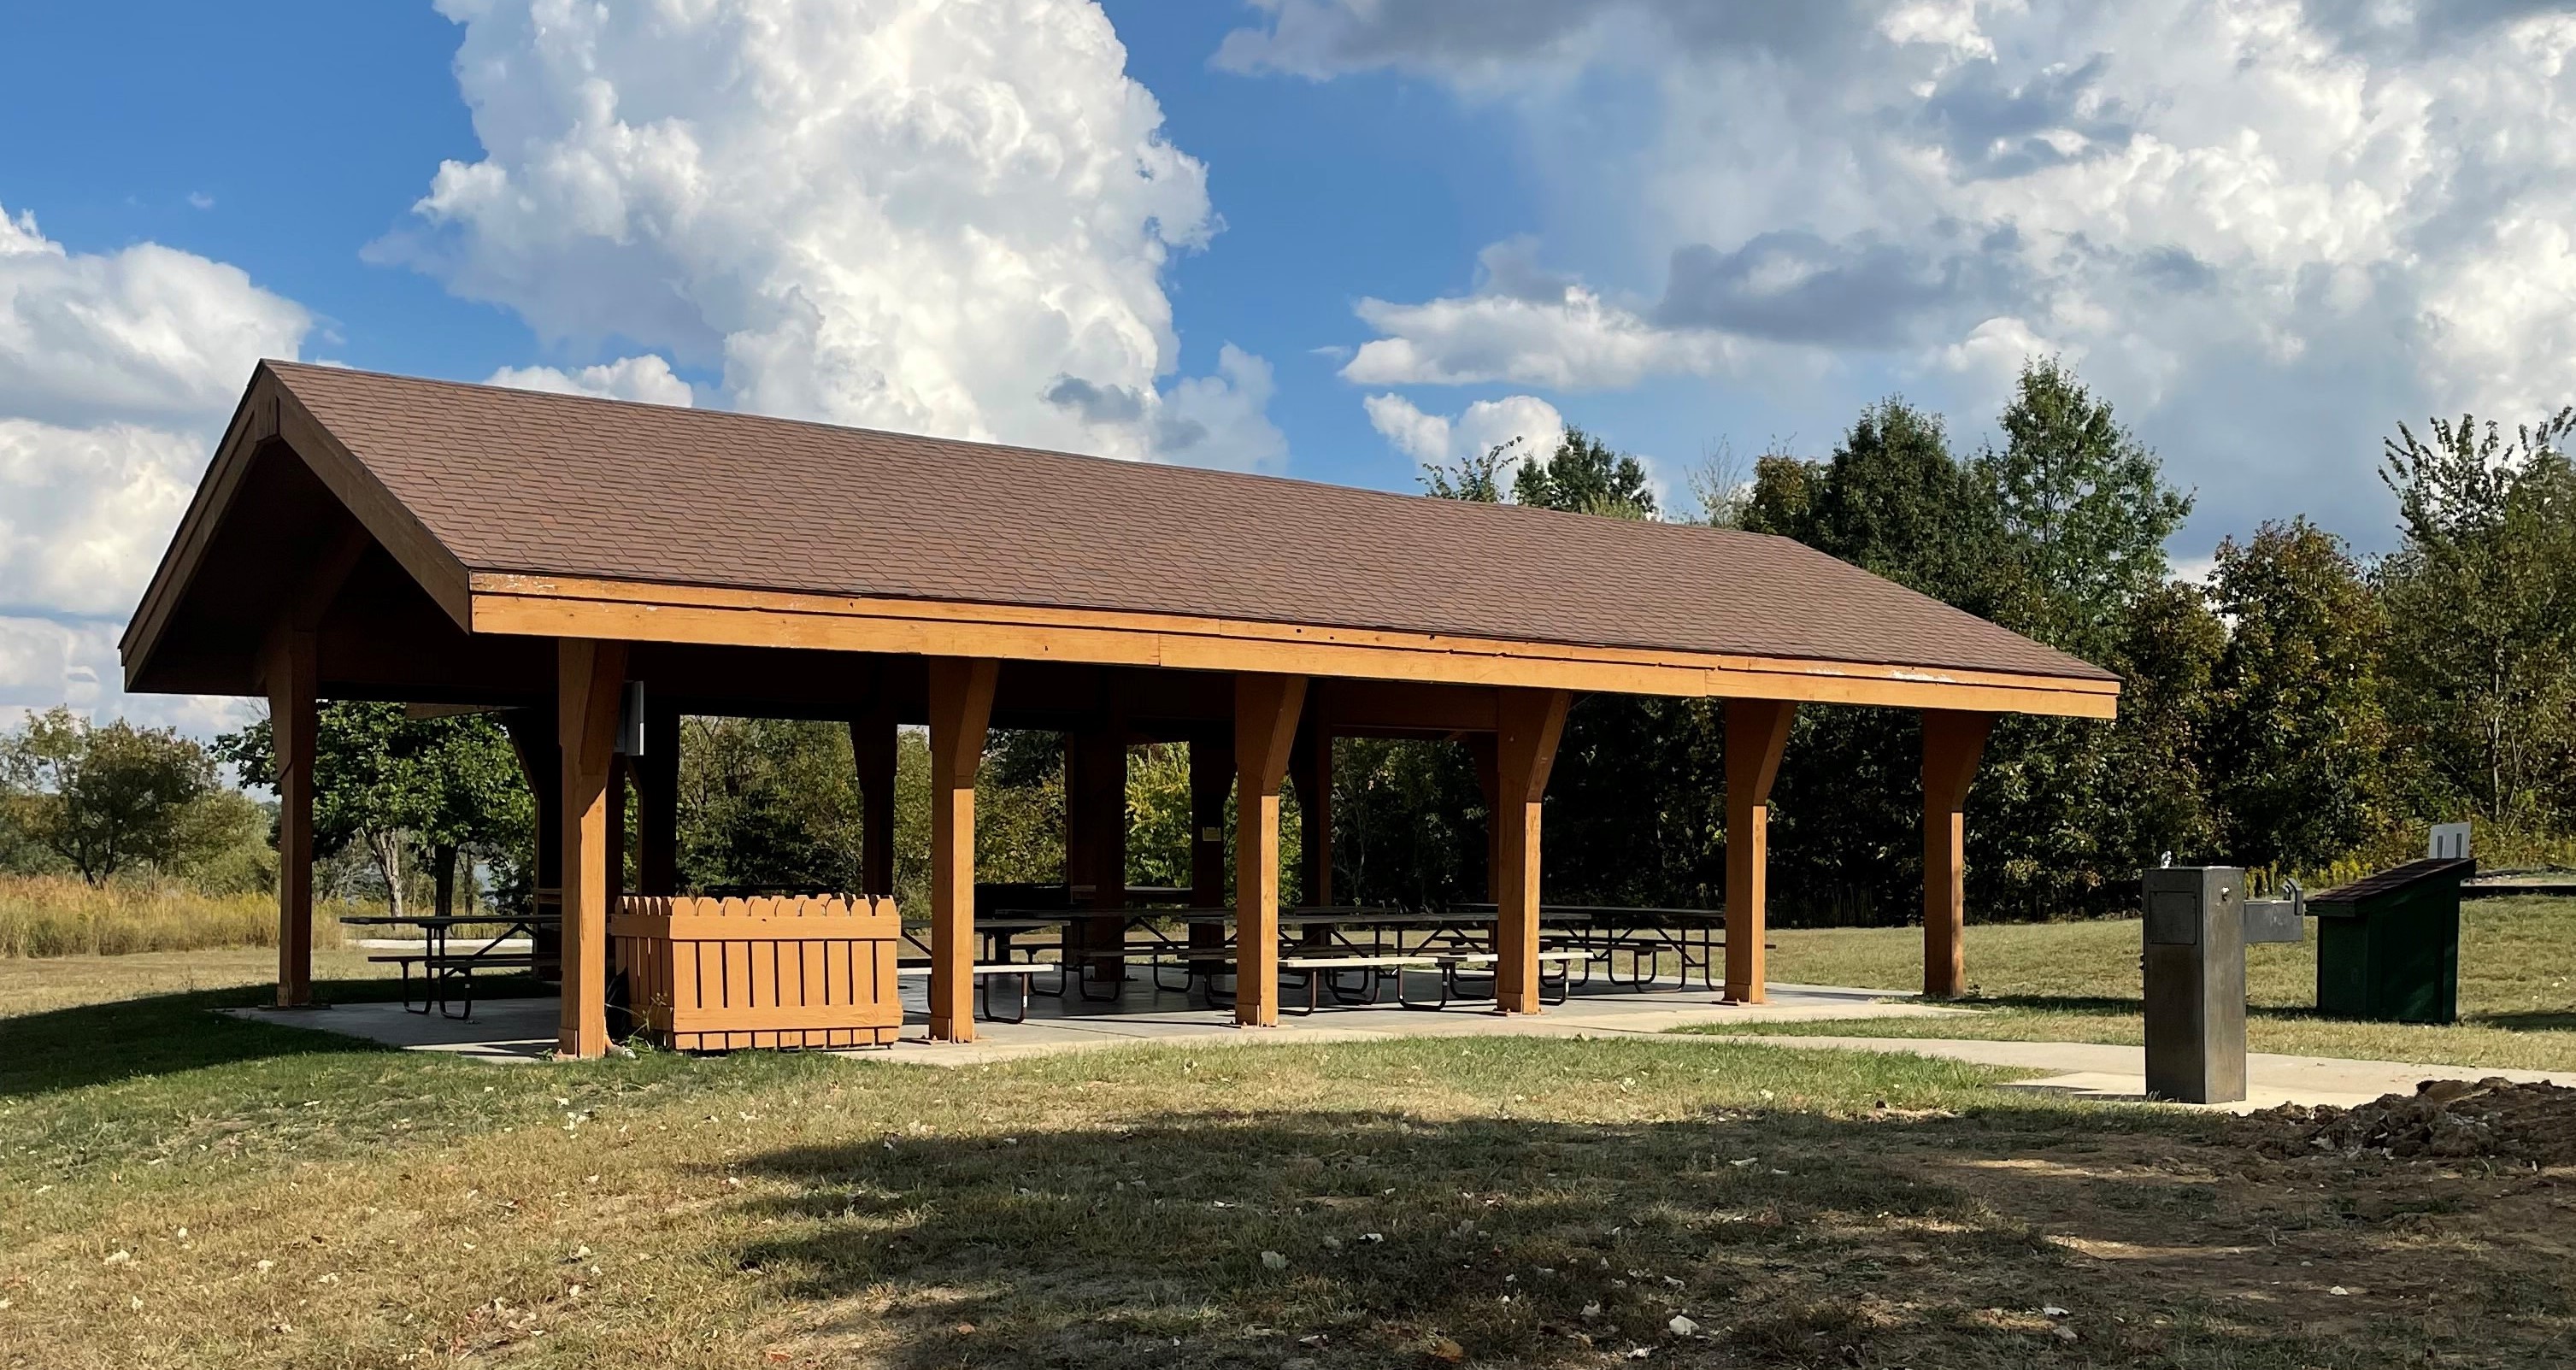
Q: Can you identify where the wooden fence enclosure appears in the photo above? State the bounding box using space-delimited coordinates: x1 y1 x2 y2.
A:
609 894 903 1050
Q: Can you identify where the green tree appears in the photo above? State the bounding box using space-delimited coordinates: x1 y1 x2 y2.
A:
675 716 866 895
0 708 218 884
1797 399 2016 613
1955 362 2203 914
2377 411 2576 827
1125 743 1194 890
1420 437 1517 503
218 704 531 915
1981 357 2193 661
1513 426 1657 519
2205 519 2394 871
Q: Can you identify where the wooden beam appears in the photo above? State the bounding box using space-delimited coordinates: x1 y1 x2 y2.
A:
1232 673 1307 1026
1297 726 1334 908
1310 679 1500 733
850 709 897 898
926 657 998 1042
1723 699 1796 1003
471 573 2123 720
557 638 628 1058
1493 689 1570 1014
635 701 680 897
1071 725 1128 983
263 628 317 1008
499 708 564 977
275 379 474 628
1468 734 1500 902
1922 709 1994 1000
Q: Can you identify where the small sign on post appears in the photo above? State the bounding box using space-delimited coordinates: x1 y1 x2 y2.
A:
615 681 646 756
2428 822 2471 861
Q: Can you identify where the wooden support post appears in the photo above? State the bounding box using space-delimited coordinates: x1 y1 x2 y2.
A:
1493 689 1570 1014
1723 699 1796 1003
1469 732 1502 903
1232 673 1307 1027
1073 728 1128 983
263 629 317 1008
605 755 628 908
1188 729 1233 973
1297 726 1333 910
259 522 367 1009
500 709 565 979
927 658 998 1042
1922 709 1994 1000
850 710 896 897
635 702 680 897
557 638 628 1058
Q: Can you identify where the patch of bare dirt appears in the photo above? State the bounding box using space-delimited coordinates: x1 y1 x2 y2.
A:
2245 1078 2576 1165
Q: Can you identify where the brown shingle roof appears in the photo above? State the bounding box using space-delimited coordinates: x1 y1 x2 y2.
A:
263 361 2114 683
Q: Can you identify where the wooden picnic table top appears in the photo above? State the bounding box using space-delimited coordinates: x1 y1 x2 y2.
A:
1170 907 1593 927
1451 903 1728 926
338 913 559 928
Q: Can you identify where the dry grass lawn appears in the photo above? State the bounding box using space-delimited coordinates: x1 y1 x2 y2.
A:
3 956 2574 1367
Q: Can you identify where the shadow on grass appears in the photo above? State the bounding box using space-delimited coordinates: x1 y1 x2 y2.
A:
0 973 548 1098
1950 992 2142 1014
708 1103 2473 1370
2477 1010 2576 1033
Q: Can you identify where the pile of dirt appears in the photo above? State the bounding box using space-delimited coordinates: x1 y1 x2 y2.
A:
2246 1078 2576 1165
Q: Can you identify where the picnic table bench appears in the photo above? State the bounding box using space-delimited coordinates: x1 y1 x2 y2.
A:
1401 948 1593 1008
894 961 1045 1024
1188 950 1445 1014
339 912 557 1019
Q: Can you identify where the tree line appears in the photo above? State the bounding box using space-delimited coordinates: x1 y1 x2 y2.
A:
6 356 2569 924
1506 359 2576 920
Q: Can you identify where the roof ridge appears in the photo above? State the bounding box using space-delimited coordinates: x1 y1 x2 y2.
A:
261 358 1786 549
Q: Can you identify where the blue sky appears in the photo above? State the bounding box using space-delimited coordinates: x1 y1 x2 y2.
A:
2 1 1547 491
8 2 2576 727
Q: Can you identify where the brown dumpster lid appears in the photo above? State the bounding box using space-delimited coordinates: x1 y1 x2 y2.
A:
2309 857 2477 908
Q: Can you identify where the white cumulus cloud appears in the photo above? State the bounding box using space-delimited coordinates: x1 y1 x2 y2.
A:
0 204 308 428
488 356 697 407
384 0 1284 468
1364 391 1565 468
0 201 308 729
1229 0 2576 543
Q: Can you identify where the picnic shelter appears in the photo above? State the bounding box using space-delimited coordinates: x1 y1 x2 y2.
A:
120 362 2120 1055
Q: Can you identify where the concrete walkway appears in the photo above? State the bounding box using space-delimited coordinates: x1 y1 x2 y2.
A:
222 991 2568 1111
222 981 1961 1066
864 982 1958 1066
1738 1035 2573 1112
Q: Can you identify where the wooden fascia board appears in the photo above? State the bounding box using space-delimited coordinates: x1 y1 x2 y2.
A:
272 382 474 628
119 376 279 682
121 365 477 689
469 573 2120 720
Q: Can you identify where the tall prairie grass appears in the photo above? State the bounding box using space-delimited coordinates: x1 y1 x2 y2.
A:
0 875 350 958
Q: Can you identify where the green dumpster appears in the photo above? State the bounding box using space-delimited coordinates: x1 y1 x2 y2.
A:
2307 857 2473 1024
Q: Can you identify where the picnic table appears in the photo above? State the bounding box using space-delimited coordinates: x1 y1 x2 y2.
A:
339 911 559 1019
897 904 1624 1012
1160 906 1597 1005
1456 903 1738 990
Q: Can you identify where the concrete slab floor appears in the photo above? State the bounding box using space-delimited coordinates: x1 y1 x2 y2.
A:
219 986 2567 1111
221 978 1955 1067
219 998 559 1063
